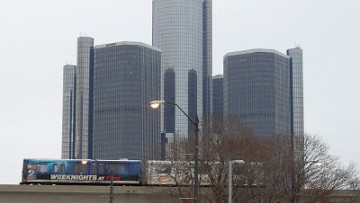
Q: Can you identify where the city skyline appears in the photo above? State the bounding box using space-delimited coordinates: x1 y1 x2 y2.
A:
1 0 359 184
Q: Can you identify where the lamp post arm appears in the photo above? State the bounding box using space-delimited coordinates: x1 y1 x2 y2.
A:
163 100 198 128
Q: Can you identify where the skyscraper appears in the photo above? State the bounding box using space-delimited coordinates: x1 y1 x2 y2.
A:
75 37 94 159
212 74 224 120
152 0 212 137
224 49 291 137
61 65 76 159
287 47 304 156
202 0 213 123
92 42 161 161
62 37 162 161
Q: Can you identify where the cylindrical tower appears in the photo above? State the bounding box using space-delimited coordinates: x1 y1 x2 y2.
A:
224 49 291 138
153 0 210 138
61 65 76 159
75 36 94 159
92 42 161 162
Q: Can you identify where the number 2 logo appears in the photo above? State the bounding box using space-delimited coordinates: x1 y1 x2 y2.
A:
28 169 36 178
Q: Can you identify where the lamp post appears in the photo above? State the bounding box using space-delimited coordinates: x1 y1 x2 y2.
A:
292 159 322 203
228 160 245 203
150 100 200 203
109 170 114 203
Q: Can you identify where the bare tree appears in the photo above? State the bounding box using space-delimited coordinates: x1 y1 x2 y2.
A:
298 134 360 203
259 133 360 203
161 117 360 203
200 117 270 203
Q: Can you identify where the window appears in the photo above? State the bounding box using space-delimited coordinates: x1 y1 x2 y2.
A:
53 164 59 173
27 164 36 170
36 164 48 173
60 164 65 173
108 163 125 174
70 163 87 174
98 163 105 174
90 163 97 175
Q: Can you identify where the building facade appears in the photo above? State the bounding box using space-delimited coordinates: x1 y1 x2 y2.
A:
224 49 291 138
61 65 77 159
287 47 304 156
212 74 223 120
92 42 161 161
152 0 212 137
75 37 94 159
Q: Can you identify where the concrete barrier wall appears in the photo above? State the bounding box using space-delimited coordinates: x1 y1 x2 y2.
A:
0 185 186 203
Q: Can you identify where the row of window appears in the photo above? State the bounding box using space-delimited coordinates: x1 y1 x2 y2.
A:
28 163 127 174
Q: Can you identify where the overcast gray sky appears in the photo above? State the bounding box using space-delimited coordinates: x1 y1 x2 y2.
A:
0 0 359 184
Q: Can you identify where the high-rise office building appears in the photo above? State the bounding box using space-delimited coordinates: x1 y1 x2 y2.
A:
61 65 77 159
152 0 212 137
92 42 161 161
75 37 94 159
224 49 291 138
212 74 224 120
287 47 304 156
62 39 161 161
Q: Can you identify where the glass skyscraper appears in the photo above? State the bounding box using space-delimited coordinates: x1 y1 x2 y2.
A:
92 42 161 161
62 40 161 161
212 74 224 119
61 65 76 159
75 37 94 159
152 0 212 137
287 47 304 157
224 49 291 138
212 74 224 130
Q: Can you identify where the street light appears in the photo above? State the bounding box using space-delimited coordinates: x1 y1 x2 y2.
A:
150 100 200 203
309 160 322 167
149 100 163 109
228 160 245 203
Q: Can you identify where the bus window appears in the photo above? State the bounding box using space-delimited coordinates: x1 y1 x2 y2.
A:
27 164 36 170
36 164 48 173
90 163 97 175
98 163 105 174
53 164 59 173
60 164 65 173
70 163 87 174
108 163 125 174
